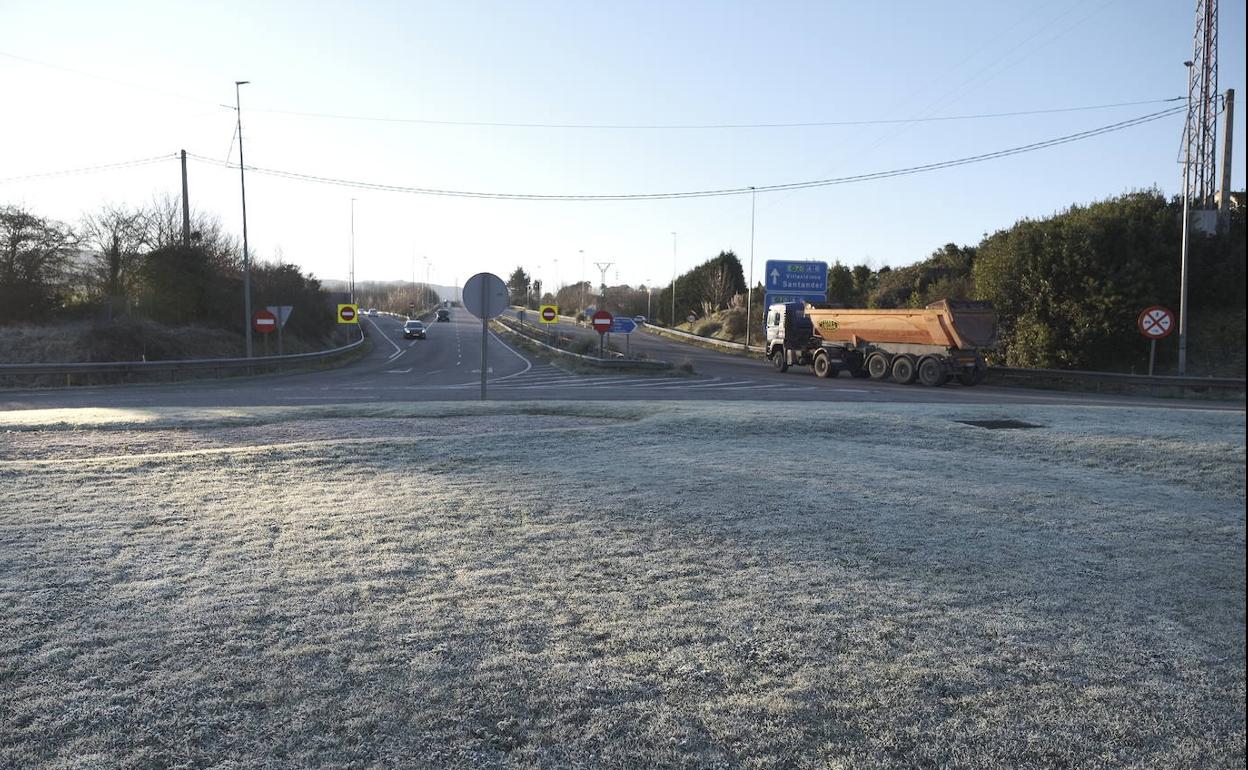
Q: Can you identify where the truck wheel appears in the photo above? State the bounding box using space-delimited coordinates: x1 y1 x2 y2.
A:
813 351 833 378
918 356 946 387
772 349 789 373
866 353 890 380
891 355 918 384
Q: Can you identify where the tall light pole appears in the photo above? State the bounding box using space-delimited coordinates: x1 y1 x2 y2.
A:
235 80 253 358
349 198 357 305
745 186 757 349
579 249 585 311
670 231 678 326
646 278 653 319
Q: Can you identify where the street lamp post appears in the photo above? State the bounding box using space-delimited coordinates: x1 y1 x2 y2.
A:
646 279 653 319
1178 60 1194 375
670 232 677 326
235 80 253 358
745 186 757 349
349 198 357 305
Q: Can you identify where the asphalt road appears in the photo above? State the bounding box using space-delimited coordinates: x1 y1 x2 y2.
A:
0 309 1240 411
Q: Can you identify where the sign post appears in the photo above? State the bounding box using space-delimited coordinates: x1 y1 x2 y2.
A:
591 310 613 358
1137 306 1175 376
252 310 276 357
539 304 558 346
266 305 293 357
463 272 509 400
609 316 636 358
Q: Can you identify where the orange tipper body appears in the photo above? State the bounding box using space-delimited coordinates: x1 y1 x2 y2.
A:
803 299 998 351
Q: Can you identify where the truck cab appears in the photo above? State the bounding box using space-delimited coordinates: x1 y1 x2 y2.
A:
766 302 862 376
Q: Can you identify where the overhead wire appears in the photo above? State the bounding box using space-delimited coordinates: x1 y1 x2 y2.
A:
243 97 1182 130
183 105 1185 201
0 154 178 184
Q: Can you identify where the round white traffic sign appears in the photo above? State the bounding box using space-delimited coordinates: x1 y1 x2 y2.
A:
462 272 509 319
1137 306 1174 339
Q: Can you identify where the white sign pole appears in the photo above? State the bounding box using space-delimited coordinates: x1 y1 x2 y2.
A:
480 278 488 401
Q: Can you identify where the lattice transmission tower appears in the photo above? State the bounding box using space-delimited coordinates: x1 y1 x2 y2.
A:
1183 0 1219 208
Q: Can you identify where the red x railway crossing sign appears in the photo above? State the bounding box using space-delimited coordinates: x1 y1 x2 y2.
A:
1137 306 1175 339
1137 305 1174 376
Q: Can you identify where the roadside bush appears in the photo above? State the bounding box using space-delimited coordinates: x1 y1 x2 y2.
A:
568 338 599 356
721 309 746 338
696 320 722 337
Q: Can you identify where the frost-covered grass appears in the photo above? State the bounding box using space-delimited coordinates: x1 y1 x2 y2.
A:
1 401 1243 769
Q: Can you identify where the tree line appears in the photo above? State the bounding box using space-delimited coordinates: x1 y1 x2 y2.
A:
0 196 336 347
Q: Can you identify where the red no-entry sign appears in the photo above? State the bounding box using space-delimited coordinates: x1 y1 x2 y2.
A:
591 310 613 334
541 306 558 322
252 309 278 334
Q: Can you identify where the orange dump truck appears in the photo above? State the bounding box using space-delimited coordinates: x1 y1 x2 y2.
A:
764 300 998 386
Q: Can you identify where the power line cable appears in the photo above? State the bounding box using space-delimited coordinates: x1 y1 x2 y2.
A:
0 154 177 184
185 105 1184 201
0 50 234 110
245 97 1182 130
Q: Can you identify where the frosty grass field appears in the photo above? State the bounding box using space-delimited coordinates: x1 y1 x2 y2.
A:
1 400 1244 769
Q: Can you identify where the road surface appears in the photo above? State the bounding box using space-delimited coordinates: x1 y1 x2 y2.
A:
0 310 1240 411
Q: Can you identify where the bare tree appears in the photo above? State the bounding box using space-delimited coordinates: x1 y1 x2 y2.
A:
80 204 150 317
0 206 77 322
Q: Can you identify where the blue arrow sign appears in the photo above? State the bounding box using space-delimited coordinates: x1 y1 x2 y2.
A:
609 317 637 334
764 260 827 294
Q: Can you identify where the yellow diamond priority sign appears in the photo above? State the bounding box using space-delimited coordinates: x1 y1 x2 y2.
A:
539 305 559 324
337 304 359 324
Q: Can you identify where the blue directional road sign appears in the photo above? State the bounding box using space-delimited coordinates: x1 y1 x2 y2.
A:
764 292 825 309
609 316 637 334
765 260 827 294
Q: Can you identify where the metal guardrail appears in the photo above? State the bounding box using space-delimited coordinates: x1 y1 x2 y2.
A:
0 331 367 383
987 366 1245 398
641 323 766 354
494 317 671 370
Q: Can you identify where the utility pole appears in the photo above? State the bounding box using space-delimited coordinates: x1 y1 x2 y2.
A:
670 232 677 326
235 81 253 358
579 249 585 311
745 186 757 349
594 262 613 309
180 149 191 247
1218 88 1234 223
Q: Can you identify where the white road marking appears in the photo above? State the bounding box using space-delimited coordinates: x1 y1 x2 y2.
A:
385 368 414 374
366 318 404 359
486 330 534 381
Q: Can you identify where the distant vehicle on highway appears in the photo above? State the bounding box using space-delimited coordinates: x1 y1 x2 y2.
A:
634 315 647 324
403 320 426 339
367 308 378 317
436 309 451 322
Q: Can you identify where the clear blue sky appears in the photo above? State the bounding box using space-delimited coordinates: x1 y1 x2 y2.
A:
2 0 1244 292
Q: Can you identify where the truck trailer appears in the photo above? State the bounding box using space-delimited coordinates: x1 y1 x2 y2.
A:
764 300 997 386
